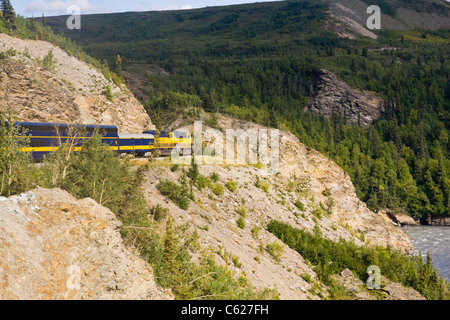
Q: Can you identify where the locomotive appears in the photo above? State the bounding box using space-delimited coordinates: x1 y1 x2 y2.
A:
12 122 192 160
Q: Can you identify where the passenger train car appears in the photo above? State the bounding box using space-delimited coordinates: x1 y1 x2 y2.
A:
18 122 121 159
9 122 192 160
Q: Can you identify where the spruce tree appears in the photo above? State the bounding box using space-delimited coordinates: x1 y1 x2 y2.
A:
115 54 122 78
1 0 16 31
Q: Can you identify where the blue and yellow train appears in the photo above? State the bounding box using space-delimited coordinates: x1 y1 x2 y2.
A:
12 122 192 160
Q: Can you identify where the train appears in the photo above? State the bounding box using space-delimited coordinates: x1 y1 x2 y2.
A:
10 121 193 160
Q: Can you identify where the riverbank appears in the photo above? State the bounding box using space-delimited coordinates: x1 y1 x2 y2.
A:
379 209 450 227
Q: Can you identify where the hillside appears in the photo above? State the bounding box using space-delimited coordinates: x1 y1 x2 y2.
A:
0 123 432 299
0 32 153 133
139 112 419 299
329 0 450 39
43 0 450 63
41 0 450 222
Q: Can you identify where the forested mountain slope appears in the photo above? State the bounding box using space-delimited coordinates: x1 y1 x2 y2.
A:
42 0 450 220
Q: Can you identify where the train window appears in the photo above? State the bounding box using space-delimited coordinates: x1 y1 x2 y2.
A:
33 125 49 132
31 140 44 147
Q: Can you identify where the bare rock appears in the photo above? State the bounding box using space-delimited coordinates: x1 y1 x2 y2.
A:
305 69 385 127
396 214 418 226
340 268 354 278
0 188 172 300
0 33 153 133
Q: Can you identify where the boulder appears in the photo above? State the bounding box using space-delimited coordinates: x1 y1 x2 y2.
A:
0 188 173 300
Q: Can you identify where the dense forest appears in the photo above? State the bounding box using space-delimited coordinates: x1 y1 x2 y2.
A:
11 1 450 220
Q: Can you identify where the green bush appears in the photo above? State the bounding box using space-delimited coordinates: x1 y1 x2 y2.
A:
266 241 284 262
196 174 209 191
255 176 269 193
294 200 305 211
236 205 247 217
151 204 169 221
0 48 16 60
237 217 245 229
187 156 199 182
210 172 219 182
102 85 113 101
322 188 331 197
42 49 55 71
0 111 33 197
210 182 224 196
157 175 192 210
225 180 237 192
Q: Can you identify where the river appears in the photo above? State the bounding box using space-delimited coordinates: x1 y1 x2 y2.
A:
402 226 450 281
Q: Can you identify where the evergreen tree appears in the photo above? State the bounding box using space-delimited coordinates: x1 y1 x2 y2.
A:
1 0 16 31
114 54 122 78
0 111 33 196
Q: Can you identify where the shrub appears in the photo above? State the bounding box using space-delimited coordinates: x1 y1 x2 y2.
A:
151 204 169 221
210 172 219 182
251 226 260 239
210 182 224 196
301 273 312 284
237 217 245 229
0 48 16 60
157 174 192 210
42 49 55 71
266 241 284 262
126 216 278 300
0 111 33 197
196 174 208 191
322 188 331 197
102 85 113 101
232 255 242 268
295 200 305 211
236 206 247 217
225 180 237 192
39 134 147 220
187 156 199 182
255 176 269 193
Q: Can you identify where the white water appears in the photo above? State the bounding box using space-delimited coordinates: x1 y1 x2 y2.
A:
402 226 450 281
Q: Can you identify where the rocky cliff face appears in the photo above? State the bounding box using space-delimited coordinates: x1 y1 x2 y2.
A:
0 33 153 133
305 69 385 127
0 187 173 300
141 113 415 300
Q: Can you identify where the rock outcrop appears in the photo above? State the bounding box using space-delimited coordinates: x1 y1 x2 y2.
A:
379 209 418 226
421 214 450 226
0 33 153 133
0 188 173 300
305 69 385 127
